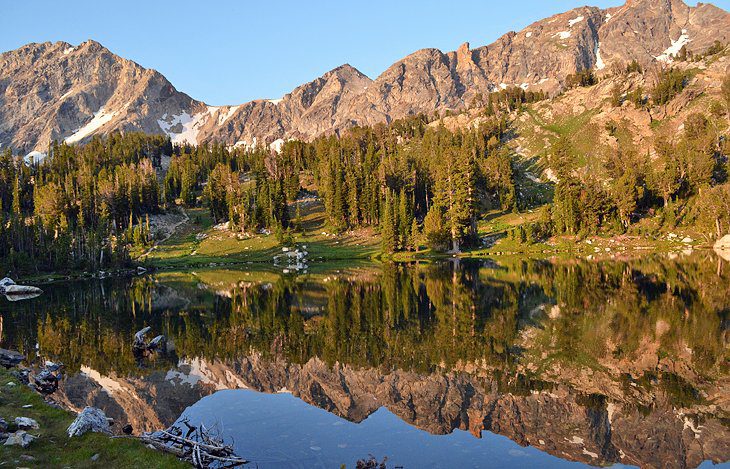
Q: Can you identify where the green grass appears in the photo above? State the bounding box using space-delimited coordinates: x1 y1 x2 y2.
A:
0 368 187 468
143 200 380 270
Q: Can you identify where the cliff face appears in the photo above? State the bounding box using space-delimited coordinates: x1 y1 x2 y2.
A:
54 354 729 469
0 40 201 153
1 0 728 154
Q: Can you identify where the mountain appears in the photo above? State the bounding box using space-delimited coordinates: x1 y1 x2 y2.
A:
53 354 730 469
1 0 728 156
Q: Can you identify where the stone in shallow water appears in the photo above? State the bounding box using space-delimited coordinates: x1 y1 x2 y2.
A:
4 430 36 448
67 407 111 437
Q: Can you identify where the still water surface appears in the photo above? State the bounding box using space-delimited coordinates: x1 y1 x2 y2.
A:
1 253 728 468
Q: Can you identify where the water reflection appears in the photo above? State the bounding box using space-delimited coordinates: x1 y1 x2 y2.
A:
1 253 728 468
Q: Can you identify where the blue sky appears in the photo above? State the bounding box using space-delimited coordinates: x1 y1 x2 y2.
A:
2 0 727 105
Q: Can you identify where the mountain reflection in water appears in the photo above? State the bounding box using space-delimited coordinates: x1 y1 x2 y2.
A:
1 253 728 468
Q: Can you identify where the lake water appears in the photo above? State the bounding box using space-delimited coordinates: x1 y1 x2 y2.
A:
1 253 729 468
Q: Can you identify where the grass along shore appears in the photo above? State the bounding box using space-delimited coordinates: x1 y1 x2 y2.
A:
0 368 186 468
136 199 713 271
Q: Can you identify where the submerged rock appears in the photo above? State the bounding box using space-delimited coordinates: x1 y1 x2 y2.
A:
67 407 111 437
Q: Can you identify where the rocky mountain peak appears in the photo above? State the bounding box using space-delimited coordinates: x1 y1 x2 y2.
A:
1 0 727 154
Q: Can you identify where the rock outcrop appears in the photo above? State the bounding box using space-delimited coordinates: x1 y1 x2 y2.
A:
0 0 728 154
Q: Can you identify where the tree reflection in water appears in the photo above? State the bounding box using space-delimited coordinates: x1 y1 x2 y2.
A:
1 253 728 468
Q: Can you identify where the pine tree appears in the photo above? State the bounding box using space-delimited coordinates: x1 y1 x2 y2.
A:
410 218 420 251
12 175 21 216
381 192 397 254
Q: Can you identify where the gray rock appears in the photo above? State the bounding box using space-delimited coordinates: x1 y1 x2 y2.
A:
3 431 35 448
14 417 39 430
67 407 111 437
0 348 24 368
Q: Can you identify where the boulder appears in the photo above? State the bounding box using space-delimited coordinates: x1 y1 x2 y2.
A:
715 235 730 262
4 430 35 448
0 348 24 368
0 277 15 288
0 277 42 296
14 417 39 430
715 235 730 250
67 407 111 437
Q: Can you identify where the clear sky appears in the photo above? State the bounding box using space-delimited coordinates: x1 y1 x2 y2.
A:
1 0 727 105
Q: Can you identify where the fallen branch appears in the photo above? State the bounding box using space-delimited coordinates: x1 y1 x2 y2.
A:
140 419 248 468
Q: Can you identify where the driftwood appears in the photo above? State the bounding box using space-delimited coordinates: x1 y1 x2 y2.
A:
133 327 166 359
141 419 248 468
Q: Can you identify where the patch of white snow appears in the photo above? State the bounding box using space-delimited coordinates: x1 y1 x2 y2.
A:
568 16 585 27
656 30 691 62
217 105 239 125
554 31 572 40
269 138 285 154
526 32 533 38
23 151 47 166
65 107 118 144
157 109 211 145
595 43 606 70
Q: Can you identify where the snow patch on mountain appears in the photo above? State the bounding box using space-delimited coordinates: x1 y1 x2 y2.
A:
554 31 572 40
568 16 584 27
526 32 533 38
268 98 283 105
232 137 258 151
65 107 118 144
656 30 690 62
269 138 285 153
23 150 47 165
158 109 211 145
595 43 606 70
217 106 240 125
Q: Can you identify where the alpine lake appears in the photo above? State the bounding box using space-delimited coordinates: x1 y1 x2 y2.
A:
1 252 729 468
